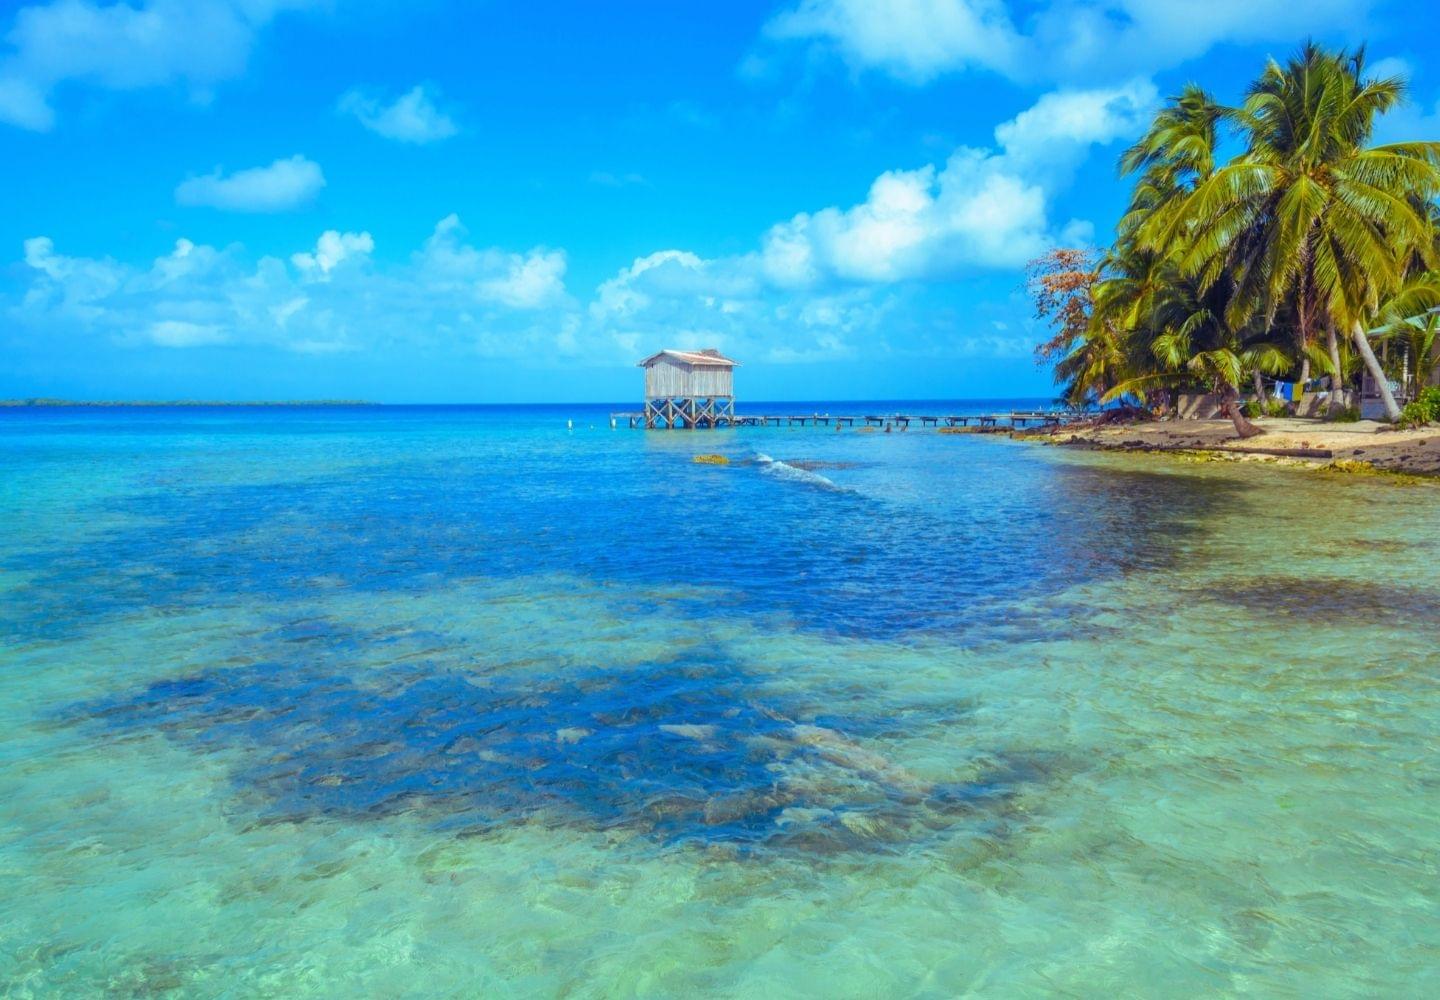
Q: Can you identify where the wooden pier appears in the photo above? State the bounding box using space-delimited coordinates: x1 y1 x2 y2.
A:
625 347 1078 432
609 410 1077 430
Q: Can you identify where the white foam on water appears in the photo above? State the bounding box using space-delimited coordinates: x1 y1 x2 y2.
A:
752 452 845 492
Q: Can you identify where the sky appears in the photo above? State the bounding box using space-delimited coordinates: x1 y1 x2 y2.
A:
3 0 1440 403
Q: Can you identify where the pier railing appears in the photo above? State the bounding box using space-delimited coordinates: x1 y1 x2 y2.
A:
608 410 1081 430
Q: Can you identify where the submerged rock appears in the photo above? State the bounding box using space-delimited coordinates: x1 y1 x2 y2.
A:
659 723 718 741
73 637 1057 856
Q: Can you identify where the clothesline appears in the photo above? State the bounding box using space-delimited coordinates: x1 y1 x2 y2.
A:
1259 377 1327 402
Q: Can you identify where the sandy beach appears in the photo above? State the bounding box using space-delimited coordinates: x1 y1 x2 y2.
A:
1019 417 1440 476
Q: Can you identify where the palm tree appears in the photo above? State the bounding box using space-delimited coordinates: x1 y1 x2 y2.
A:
1301 335 1360 402
1150 44 1440 421
1082 90 1288 433
1118 84 1222 243
1102 269 1286 437
1373 272 1440 395
1052 320 1126 407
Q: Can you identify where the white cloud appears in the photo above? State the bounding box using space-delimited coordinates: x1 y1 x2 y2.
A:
22 235 122 322
417 215 567 309
760 155 1044 283
594 251 747 317
0 0 323 131
579 80 1150 361
755 79 1152 285
291 230 374 279
339 84 459 144
1059 218 1096 245
767 0 1020 83
11 217 579 357
590 249 888 363
478 251 568 309
763 0 1373 84
994 79 1157 176
13 214 1043 367
149 319 227 347
1368 56 1411 83
175 155 325 212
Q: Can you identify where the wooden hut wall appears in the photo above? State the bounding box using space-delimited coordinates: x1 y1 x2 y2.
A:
644 359 690 398
644 360 734 399
687 364 732 397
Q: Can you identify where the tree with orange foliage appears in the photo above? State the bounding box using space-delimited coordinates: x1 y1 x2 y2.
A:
1028 248 1101 368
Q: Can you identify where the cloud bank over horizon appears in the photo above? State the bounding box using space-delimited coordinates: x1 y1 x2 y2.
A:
8 78 1158 368
17 218 576 358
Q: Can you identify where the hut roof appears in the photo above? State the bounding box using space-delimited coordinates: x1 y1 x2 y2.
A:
636 348 739 368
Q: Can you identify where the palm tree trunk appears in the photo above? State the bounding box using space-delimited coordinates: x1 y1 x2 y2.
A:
1326 323 1344 412
1220 387 1265 438
1252 368 1267 407
1299 356 1310 386
1351 321 1402 422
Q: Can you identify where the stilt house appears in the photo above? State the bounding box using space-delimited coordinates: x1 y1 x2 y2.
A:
637 348 739 428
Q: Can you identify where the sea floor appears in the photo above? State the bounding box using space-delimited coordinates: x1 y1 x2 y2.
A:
2 406 1437 997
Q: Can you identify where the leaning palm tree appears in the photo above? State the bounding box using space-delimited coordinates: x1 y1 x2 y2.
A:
1148 44 1440 421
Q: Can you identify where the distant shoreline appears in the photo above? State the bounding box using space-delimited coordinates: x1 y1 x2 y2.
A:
0 399 379 408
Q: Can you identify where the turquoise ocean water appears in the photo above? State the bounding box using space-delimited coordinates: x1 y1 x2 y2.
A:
2 403 1437 996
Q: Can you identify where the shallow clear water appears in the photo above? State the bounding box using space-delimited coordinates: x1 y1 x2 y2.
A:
2 403 1438 997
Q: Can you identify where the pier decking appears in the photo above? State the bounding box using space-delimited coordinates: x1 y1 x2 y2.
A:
609 410 1078 430
624 347 1076 432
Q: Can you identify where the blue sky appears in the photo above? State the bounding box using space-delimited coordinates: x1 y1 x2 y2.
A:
3 0 1440 402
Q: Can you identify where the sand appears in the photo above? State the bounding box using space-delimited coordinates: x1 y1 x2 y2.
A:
1019 416 1440 475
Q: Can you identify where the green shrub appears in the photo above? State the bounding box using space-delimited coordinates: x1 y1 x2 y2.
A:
1241 399 1291 418
1328 405 1362 423
1399 401 1429 428
1418 386 1440 418
1398 387 1440 428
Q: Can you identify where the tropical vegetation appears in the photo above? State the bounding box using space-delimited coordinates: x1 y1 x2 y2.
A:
1032 44 1440 431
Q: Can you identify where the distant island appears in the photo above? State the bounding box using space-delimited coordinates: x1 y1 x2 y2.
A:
0 399 379 407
